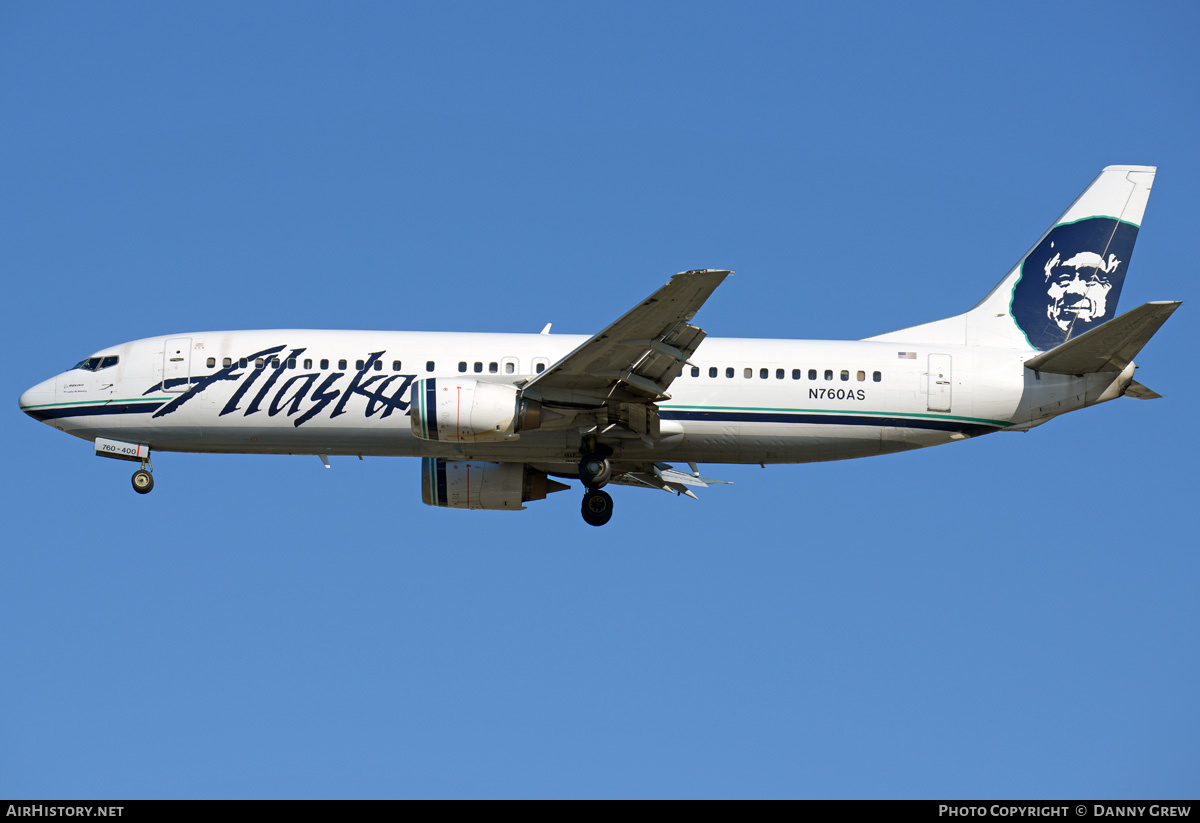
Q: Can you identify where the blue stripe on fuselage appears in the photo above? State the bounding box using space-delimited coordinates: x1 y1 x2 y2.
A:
22 402 165 422
23 401 1002 438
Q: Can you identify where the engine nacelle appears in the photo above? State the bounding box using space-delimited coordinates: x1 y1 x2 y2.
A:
421 459 569 510
410 378 544 442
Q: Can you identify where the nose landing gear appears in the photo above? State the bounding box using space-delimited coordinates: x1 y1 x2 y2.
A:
94 438 156 495
131 461 154 494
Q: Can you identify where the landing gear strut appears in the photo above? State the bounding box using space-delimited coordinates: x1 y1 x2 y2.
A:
578 437 614 525
581 488 614 527
131 460 154 495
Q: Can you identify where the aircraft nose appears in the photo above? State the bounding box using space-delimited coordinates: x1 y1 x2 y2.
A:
19 378 56 420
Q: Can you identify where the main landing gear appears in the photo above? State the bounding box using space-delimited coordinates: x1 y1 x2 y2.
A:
578 453 612 488
581 488 613 527
578 439 614 526
131 461 154 494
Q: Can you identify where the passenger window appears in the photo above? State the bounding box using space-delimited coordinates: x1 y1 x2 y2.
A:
373 360 382 371
489 362 498 373
206 357 216 368
426 361 435 372
356 360 365 370
873 371 882 382
808 369 817 380
824 369 833 381
320 359 329 370
535 362 545 373
255 358 265 369
726 367 734 378
474 362 483 373
270 358 281 369
505 362 515 374
287 359 297 369
691 367 700 378
338 359 347 370
857 370 865 382
792 369 801 380
760 368 768 379
239 358 248 369
776 369 784 379
840 370 849 381
743 368 752 378
709 367 717 378
392 360 402 371
223 357 232 368
458 361 468 373
304 359 313 370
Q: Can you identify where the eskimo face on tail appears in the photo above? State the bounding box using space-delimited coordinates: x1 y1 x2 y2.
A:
1011 217 1139 350
1043 250 1117 331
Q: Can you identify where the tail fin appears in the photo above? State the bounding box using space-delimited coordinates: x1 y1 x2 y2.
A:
866 166 1156 350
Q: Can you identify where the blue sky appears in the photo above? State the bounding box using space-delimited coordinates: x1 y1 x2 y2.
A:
3 1 1197 799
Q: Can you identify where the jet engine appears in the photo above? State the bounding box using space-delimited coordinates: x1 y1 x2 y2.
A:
421 459 570 510
410 378 545 442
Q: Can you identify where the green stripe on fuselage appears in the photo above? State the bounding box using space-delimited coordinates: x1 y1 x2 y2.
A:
661 404 1013 428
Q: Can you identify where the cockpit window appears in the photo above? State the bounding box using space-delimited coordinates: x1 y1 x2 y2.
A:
70 355 119 372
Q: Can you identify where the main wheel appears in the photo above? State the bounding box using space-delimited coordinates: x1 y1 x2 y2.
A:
131 469 154 494
581 489 614 527
578 454 611 489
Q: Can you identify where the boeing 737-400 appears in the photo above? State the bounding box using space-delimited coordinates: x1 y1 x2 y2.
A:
19 166 1179 525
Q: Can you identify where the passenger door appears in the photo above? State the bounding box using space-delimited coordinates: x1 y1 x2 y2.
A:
927 354 952 412
162 337 193 392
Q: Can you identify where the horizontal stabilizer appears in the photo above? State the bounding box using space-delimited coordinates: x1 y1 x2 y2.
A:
1123 380 1162 400
653 463 733 488
1023 301 1181 374
610 462 733 498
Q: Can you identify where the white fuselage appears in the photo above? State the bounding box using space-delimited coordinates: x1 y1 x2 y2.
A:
19 329 1118 468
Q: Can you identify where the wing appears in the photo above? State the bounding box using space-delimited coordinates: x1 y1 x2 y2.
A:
521 269 731 405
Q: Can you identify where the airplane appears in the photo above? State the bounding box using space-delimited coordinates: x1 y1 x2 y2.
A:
18 165 1180 526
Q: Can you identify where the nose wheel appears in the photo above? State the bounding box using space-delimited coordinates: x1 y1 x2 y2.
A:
581 489 613 527
131 461 154 494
